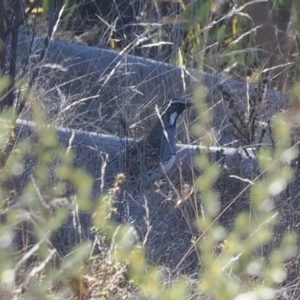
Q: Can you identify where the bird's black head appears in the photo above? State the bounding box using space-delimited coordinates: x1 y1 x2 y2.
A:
146 98 192 145
162 98 192 128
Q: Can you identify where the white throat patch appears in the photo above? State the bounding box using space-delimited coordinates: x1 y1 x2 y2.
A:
169 112 178 126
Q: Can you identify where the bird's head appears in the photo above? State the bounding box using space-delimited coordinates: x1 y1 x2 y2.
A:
162 98 192 128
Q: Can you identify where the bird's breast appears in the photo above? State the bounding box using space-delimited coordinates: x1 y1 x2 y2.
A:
161 154 176 173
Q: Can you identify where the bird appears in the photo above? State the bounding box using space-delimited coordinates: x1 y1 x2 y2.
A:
105 98 192 189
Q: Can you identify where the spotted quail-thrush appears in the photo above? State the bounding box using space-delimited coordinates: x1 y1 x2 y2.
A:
105 98 192 187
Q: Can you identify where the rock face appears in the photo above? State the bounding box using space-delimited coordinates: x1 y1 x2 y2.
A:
14 36 286 145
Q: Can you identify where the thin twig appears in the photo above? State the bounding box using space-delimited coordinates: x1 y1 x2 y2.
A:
30 2 65 86
0 0 5 74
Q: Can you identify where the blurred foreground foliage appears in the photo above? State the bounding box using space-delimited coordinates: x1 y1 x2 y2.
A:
0 78 297 299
